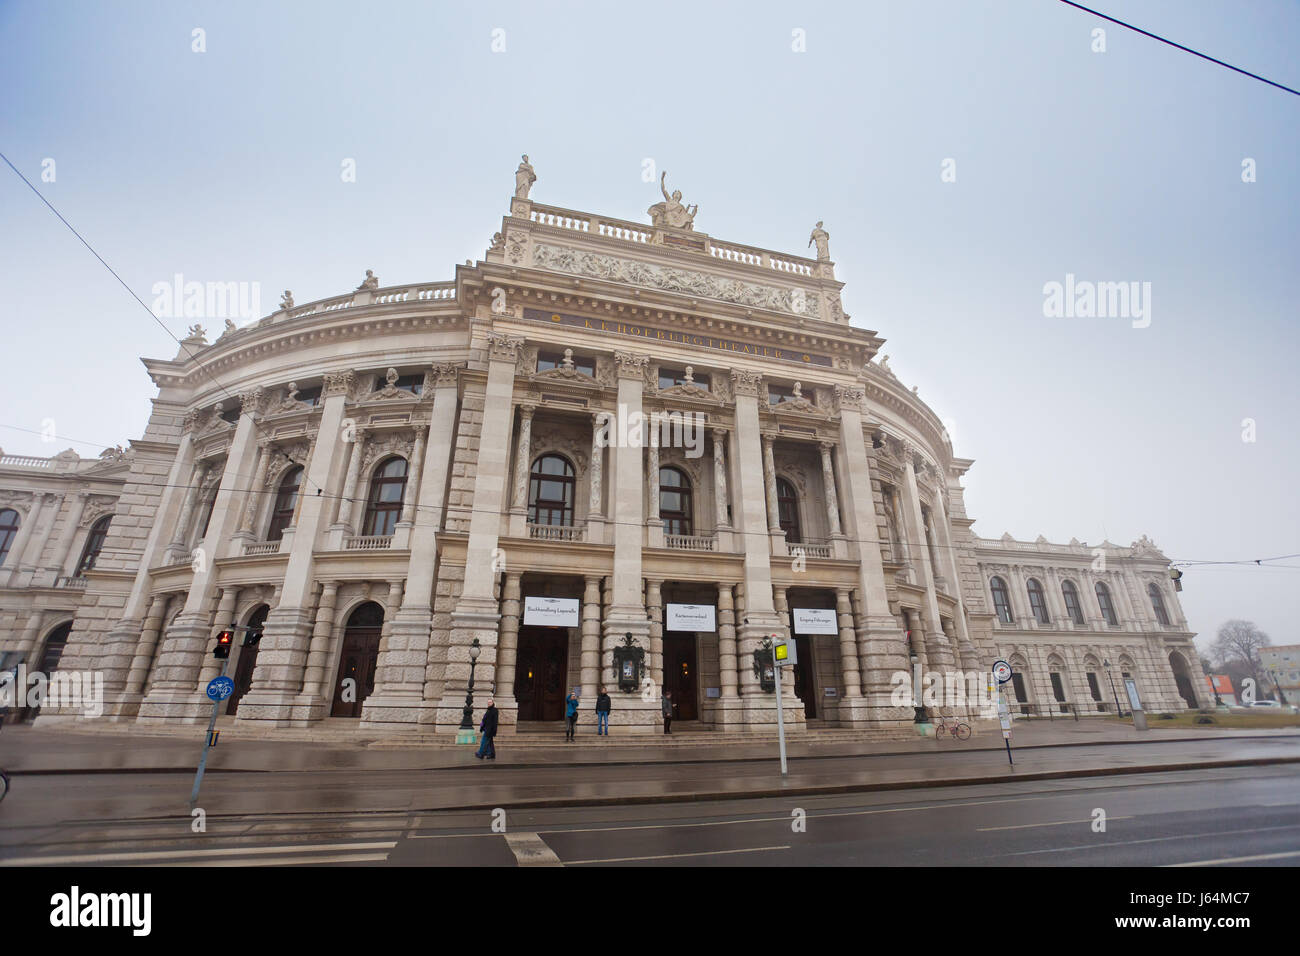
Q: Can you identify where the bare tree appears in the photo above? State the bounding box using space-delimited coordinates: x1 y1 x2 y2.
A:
1210 620 1272 698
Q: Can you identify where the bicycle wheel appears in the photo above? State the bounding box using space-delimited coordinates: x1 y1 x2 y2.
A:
955 723 972 740
934 723 946 738
0 769 9 802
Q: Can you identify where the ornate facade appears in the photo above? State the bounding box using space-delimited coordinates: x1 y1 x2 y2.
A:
0 165 1208 734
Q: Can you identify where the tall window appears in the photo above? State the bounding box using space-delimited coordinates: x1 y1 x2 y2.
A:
990 576 1013 624
266 466 302 541
776 477 802 543
1061 580 1085 625
659 467 693 537
75 515 113 576
527 454 575 526
363 457 407 537
1096 582 1118 626
1148 583 1171 626
0 509 19 567
1026 578 1050 624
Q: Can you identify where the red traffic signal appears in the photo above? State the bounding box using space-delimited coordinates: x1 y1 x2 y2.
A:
214 630 234 659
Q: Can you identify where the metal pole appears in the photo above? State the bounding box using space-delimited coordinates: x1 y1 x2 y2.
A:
189 656 229 807
774 648 788 776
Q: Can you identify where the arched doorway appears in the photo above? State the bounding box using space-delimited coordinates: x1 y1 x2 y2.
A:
330 602 383 717
227 604 268 715
22 621 73 721
1169 651 1199 709
514 626 568 721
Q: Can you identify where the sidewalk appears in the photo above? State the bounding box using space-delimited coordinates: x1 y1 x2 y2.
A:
2 718 1298 776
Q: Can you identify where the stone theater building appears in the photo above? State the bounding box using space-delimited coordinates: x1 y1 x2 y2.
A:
0 159 1211 736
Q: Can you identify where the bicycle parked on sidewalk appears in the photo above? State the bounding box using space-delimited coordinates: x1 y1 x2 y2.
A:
934 714 971 740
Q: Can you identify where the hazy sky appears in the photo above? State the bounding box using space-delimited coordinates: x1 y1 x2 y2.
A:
1 0 1296 651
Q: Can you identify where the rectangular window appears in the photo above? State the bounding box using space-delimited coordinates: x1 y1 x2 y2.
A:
394 374 423 395
659 369 710 391
538 352 595 377
768 384 795 405
296 386 322 407
1087 672 1102 701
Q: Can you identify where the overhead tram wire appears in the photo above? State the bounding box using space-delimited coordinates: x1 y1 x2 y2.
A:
0 150 326 495
1057 0 1300 98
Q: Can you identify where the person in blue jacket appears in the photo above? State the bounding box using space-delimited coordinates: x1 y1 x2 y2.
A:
565 689 579 741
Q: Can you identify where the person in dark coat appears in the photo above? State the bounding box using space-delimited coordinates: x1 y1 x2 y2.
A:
662 690 673 735
595 686 612 736
475 698 498 760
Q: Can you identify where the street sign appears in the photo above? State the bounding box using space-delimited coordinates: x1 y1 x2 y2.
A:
992 660 1012 684
206 676 234 702
774 639 797 667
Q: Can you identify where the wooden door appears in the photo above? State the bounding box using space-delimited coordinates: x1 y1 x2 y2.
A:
330 627 380 717
515 628 568 721
663 634 698 720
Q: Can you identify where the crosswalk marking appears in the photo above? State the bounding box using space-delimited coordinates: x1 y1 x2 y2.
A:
504 832 562 866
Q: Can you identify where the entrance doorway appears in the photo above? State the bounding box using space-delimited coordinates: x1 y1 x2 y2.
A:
330 602 383 718
22 621 72 722
1169 652 1199 709
792 635 816 718
662 633 698 721
515 626 569 721
227 604 268 716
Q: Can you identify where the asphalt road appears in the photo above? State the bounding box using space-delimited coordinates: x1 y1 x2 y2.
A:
2 763 1296 867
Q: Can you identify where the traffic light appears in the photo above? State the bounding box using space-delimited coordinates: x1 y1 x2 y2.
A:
243 628 262 648
214 630 234 659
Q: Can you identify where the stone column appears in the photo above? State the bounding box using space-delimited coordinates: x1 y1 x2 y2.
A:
717 583 738 698
712 429 730 528
495 572 521 707
511 404 535 511
122 593 169 697
298 582 338 699
237 442 271 538
773 585 803 711
167 463 208 558
197 587 240 689
834 384 910 729
399 424 427 525
580 576 601 700
819 442 843 537
647 445 660 523
16 492 61 583
646 578 664 692
761 435 780 532
588 413 604 520
140 389 264 722
836 588 863 701
902 450 955 676
50 490 90 581
438 334 522 730
0 495 43 587
333 426 367 532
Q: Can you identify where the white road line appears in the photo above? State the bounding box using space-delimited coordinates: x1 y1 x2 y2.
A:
504 832 562 866
157 853 392 867
0 841 397 867
977 816 1133 832
1167 850 1300 867
1003 823 1300 857
567 845 790 865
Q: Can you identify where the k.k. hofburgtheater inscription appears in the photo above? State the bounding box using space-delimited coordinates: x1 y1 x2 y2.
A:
522 308 833 367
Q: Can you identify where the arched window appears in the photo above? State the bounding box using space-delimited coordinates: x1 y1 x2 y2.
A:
528 454 575 526
990 576 1013 624
776 477 801 543
266 466 302 541
1095 581 1118 626
362 457 407 536
75 516 113 576
1148 583 1171 626
659 467 693 537
0 508 19 567
1061 580 1085 625
1026 578 1050 624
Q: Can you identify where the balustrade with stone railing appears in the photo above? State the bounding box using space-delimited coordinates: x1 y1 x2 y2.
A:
344 535 393 551
0 455 54 469
243 541 282 556
666 534 716 552
527 523 585 542
54 575 88 589
787 541 831 559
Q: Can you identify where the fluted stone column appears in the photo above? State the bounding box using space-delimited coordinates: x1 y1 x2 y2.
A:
761 435 780 532
167 463 208 558
646 578 664 692
497 573 522 706
819 442 842 537
717 584 738 698
511 404 535 511
836 588 863 702
399 425 427 525
588 414 604 519
580 576 602 700
238 443 271 538
334 426 367 532
123 594 169 697
299 582 338 700
712 429 730 527
647 445 660 523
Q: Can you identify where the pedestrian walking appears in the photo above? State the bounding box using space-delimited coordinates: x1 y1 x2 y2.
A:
475 698 498 760
565 688 579 740
596 686 611 736
661 690 672 735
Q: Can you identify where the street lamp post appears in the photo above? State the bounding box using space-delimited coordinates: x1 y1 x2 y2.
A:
457 638 482 743
1103 658 1125 718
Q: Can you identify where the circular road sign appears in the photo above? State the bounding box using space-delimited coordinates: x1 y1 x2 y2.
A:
992 660 1013 684
206 676 235 702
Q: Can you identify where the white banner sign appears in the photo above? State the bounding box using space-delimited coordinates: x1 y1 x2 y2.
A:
523 596 580 628
665 603 716 632
792 608 838 635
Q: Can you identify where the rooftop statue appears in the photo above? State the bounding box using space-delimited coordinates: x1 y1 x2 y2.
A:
647 172 698 231
281 290 294 310
515 154 537 200
808 221 831 261
357 270 379 291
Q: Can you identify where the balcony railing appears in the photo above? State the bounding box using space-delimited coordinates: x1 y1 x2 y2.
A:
243 541 281 556
54 575 87 589
666 534 716 552
527 523 585 542
787 542 831 559
344 535 393 551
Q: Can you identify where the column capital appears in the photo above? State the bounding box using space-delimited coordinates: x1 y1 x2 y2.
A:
613 350 650 379
323 370 356 397
428 362 460 388
486 331 525 361
730 368 762 396
518 402 536 421
238 387 266 417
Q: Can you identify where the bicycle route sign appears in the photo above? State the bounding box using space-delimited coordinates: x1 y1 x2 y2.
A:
992 660 1012 684
206 676 234 702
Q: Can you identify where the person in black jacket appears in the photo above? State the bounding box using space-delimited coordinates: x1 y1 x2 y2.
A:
475 698 498 760
595 686 612 736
